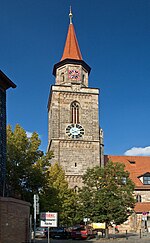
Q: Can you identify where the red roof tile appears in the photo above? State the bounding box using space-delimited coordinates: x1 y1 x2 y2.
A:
105 155 150 187
134 202 150 213
61 23 82 61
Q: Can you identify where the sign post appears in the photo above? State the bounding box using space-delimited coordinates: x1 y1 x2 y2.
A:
40 212 58 243
142 212 148 232
83 217 90 225
48 226 50 243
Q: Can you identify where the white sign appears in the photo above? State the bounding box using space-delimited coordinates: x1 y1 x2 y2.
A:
40 212 58 227
142 215 147 221
83 218 90 222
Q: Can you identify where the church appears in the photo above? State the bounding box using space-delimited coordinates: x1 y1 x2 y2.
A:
47 8 104 189
47 9 150 230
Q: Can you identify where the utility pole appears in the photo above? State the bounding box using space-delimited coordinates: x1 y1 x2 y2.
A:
33 194 39 243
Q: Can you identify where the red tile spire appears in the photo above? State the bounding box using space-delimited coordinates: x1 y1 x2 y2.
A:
61 7 82 61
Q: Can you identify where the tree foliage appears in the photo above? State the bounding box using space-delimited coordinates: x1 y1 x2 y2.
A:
40 162 79 226
6 124 78 226
6 124 52 201
78 161 135 232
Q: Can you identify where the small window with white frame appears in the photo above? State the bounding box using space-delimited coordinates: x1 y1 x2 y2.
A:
143 174 150 185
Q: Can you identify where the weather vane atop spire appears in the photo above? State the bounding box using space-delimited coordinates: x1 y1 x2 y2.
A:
69 6 73 24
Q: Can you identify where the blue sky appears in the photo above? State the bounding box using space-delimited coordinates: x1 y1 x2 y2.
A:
1 0 150 156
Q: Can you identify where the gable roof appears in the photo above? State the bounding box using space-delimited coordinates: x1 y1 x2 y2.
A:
0 70 16 90
105 155 150 188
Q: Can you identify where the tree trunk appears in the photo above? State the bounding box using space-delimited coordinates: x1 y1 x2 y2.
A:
105 223 109 238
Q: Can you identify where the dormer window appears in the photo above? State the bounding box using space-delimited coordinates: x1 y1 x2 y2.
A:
138 173 150 185
128 160 136 164
143 173 150 185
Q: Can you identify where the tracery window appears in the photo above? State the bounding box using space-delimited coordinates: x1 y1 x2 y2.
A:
71 101 79 124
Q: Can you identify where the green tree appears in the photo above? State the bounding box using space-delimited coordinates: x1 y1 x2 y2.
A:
40 162 79 226
79 161 135 237
6 124 79 226
6 124 52 202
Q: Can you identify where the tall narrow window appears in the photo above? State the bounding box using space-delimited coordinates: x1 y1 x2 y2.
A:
136 194 142 202
82 74 85 84
74 186 78 193
61 72 64 82
71 101 79 124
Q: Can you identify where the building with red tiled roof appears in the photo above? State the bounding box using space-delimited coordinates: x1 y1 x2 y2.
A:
105 155 150 188
105 155 150 231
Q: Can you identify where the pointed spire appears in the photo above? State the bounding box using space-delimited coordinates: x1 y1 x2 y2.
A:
61 7 82 61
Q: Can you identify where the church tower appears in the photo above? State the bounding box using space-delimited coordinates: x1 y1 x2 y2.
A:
47 9 104 188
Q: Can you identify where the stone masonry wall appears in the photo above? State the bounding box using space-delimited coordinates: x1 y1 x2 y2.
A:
135 190 150 202
48 84 101 188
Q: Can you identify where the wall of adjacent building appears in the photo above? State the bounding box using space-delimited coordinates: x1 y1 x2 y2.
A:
0 197 31 243
135 190 150 202
0 88 6 196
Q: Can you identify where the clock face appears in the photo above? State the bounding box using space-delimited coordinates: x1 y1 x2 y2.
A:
68 69 80 80
66 124 84 139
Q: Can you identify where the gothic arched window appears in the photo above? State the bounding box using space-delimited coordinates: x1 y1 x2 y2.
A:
71 101 79 124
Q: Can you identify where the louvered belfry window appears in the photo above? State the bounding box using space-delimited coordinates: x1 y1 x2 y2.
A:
71 101 79 124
